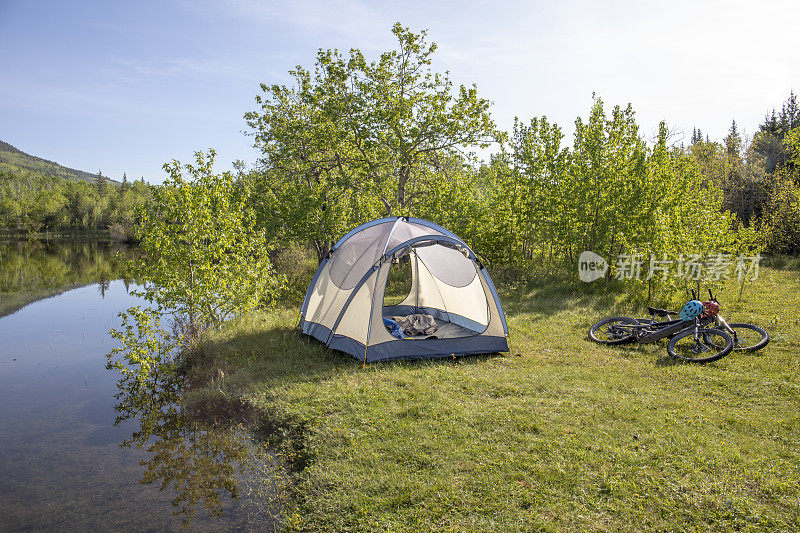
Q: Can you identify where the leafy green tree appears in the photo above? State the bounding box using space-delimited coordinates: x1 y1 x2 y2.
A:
764 173 800 254
499 116 570 264
761 128 800 253
498 97 744 295
132 150 282 340
245 23 497 259
785 126 800 171
556 98 650 262
0 194 21 228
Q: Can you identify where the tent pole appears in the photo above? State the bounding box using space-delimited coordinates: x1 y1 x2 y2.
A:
361 262 383 367
414 251 420 312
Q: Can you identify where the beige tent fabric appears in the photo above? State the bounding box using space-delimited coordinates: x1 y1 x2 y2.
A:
478 271 506 337
329 221 394 290
335 269 378 343
305 261 350 330
415 243 476 287
396 250 489 329
397 253 446 312
368 262 396 344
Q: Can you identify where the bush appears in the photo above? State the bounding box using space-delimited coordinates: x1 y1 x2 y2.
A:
271 243 318 302
132 150 284 341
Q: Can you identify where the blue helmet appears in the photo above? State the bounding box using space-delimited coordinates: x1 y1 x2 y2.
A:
680 300 704 321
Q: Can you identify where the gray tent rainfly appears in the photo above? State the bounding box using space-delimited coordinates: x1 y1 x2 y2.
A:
299 217 509 363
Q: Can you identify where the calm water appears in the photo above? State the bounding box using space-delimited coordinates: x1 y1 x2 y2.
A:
0 241 275 531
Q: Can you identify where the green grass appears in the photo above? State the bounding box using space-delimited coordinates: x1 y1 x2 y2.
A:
200 267 800 531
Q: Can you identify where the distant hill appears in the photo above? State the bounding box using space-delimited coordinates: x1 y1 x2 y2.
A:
0 139 119 184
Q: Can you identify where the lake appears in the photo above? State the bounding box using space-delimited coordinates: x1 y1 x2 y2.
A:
0 240 276 531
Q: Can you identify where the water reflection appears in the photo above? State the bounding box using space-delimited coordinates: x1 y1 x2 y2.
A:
0 240 278 531
103 284 280 528
0 239 132 318
108 332 278 527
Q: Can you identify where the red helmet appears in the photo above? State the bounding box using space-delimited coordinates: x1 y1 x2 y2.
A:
702 300 720 317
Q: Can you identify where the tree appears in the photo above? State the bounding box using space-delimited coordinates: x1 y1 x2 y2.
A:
762 168 800 254
725 120 741 156
498 97 741 294
95 170 107 196
688 130 767 226
760 127 800 253
132 150 283 340
754 91 800 173
245 23 498 260
780 91 800 132
786 126 800 170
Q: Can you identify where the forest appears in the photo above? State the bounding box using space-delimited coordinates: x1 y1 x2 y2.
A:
0 170 151 241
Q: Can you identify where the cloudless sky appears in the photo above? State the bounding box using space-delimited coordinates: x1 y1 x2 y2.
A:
1 0 798 183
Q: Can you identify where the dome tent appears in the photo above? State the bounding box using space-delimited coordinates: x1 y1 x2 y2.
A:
299 217 509 363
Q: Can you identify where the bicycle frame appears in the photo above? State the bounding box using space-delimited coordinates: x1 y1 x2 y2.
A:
645 289 741 347
606 316 700 344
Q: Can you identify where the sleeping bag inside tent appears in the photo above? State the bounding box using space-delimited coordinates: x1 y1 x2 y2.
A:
299 217 509 363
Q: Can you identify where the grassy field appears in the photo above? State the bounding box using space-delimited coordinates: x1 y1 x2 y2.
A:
197 266 800 531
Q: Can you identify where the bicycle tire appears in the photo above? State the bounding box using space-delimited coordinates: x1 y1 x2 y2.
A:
724 323 770 351
667 327 733 363
588 317 639 345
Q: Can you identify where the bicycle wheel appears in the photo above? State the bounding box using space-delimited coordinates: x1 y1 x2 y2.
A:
726 323 770 351
588 317 639 345
667 327 733 363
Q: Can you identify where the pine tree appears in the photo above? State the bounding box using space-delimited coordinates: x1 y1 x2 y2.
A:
763 110 780 135
755 91 800 172
779 91 799 132
95 171 106 195
725 120 741 156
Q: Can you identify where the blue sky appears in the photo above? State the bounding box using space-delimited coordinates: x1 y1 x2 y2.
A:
1 0 798 183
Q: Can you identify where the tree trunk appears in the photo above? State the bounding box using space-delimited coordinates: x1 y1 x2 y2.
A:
188 256 197 342
314 239 332 263
397 166 410 212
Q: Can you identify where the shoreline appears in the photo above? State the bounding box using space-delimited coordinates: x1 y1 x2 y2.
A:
0 229 119 242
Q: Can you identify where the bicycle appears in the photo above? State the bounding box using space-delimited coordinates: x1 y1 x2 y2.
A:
588 292 734 363
699 288 770 352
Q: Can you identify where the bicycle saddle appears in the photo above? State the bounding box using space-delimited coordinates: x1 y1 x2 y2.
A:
647 306 673 317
